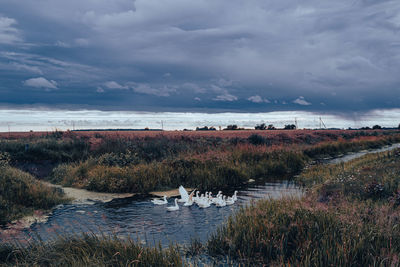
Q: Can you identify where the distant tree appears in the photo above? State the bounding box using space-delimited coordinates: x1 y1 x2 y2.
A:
255 123 266 130
267 124 276 130
224 125 238 130
398 123 400 129
196 126 209 131
372 125 382 130
196 126 216 131
361 126 371 130
284 124 296 130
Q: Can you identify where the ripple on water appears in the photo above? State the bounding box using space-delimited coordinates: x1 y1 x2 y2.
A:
7 181 302 247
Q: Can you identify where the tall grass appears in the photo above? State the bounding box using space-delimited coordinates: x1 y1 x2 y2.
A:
207 198 400 266
0 233 182 266
50 150 307 193
0 164 67 225
48 133 400 194
206 148 400 265
0 137 90 164
299 148 400 202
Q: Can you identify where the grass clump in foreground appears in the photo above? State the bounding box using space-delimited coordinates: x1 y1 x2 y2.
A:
0 234 182 267
207 148 400 266
0 154 67 225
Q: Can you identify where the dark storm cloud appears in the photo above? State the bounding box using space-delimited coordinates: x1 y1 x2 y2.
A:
1 0 400 112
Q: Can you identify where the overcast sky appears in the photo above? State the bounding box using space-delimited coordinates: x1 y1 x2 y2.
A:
1 0 400 113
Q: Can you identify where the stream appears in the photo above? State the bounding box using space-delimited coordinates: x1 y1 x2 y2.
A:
2 143 400 247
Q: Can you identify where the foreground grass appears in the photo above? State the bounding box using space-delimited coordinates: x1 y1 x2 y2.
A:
0 157 67 225
0 234 182 267
207 148 400 266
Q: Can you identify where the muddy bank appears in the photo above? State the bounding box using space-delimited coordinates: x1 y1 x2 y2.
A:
42 182 135 204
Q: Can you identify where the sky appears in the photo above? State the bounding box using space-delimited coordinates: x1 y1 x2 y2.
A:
1 0 400 115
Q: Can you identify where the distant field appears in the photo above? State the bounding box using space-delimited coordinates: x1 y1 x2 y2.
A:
0 128 393 140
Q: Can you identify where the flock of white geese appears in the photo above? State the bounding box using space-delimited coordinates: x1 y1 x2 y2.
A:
151 186 238 211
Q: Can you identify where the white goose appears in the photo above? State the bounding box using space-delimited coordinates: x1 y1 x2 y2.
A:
178 185 189 203
212 191 222 204
215 196 227 207
193 191 201 204
226 196 235 205
184 190 195 206
232 191 238 202
151 195 168 205
167 198 179 211
197 197 211 208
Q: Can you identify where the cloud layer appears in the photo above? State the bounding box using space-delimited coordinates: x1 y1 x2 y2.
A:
1 0 400 113
23 77 58 90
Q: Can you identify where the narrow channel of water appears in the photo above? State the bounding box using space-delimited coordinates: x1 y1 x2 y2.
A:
2 143 399 247
14 181 302 247
324 143 400 164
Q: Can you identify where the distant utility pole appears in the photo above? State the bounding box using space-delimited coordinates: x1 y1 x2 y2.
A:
8 124 10 137
319 117 327 129
161 120 164 130
295 117 298 129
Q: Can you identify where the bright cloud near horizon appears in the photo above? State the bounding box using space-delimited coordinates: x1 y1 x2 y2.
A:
1 0 400 115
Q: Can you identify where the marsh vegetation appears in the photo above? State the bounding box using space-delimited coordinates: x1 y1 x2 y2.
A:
207 147 400 265
1 129 400 266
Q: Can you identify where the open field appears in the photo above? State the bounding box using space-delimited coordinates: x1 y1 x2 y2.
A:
0 128 396 140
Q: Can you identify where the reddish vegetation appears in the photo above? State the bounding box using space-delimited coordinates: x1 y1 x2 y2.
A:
0 129 390 140
0 129 396 152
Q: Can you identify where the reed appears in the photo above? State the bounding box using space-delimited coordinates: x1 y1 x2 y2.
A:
0 233 182 267
207 197 400 266
48 134 400 194
50 149 306 193
207 148 400 265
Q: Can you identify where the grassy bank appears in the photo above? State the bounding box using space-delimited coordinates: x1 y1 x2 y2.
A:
207 147 400 265
0 153 67 226
49 149 306 193
48 133 400 194
0 234 182 267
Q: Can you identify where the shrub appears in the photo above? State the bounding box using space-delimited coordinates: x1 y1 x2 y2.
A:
0 152 10 167
247 134 266 145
